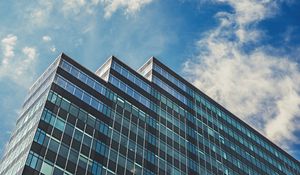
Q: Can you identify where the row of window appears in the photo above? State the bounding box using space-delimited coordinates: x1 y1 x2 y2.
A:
197 108 294 174
54 71 258 174
109 75 151 108
48 90 188 174
0 92 48 175
153 59 299 172
151 66 287 174
54 75 112 118
22 70 56 113
48 84 206 174
111 61 151 93
60 60 108 98
39 110 107 174
193 89 299 171
59 59 187 127
58 59 299 174
107 75 285 174
27 56 60 99
51 78 238 174
46 91 155 175
153 76 187 105
195 97 299 173
39 110 117 174
153 63 189 93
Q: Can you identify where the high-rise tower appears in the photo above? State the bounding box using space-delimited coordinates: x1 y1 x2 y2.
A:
0 53 299 175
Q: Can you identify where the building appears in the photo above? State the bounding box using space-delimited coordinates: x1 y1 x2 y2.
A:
0 53 299 175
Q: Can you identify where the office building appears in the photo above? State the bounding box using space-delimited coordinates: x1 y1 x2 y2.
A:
0 53 299 175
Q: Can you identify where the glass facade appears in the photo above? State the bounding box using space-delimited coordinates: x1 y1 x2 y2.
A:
0 53 299 175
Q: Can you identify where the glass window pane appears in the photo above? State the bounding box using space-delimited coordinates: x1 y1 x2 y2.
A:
69 149 79 163
30 155 38 169
87 78 94 87
83 93 91 104
83 134 92 147
61 61 71 72
70 67 79 77
78 110 87 122
59 144 69 158
49 139 59 152
61 99 70 111
79 155 88 169
91 98 99 109
69 105 79 116
40 162 53 175
65 124 74 136
55 118 65 131
74 129 83 141
74 88 83 99
79 72 87 83
53 167 64 175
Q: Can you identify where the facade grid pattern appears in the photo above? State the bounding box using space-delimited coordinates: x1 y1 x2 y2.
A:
0 53 299 175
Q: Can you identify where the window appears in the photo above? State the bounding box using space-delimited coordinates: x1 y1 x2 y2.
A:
83 134 92 147
59 144 69 158
83 93 91 104
127 87 134 96
91 98 99 109
78 72 87 83
34 128 46 145
78 110 87 122
61 61 71 72
55 76 67 88
86 77 94 88
66 83 75 94
54 118 65 131
69 105 79 117
69 149 79 163
65 123 74 136
146 151 156 164
49 138 60 152
94 140 107 156
60 99 70 111
40 161 53 175
26 152 42 170
91 161 102 175
74 88 83 99
99 122 109 135
78 155 88 169
74 129 83 141
95 83 105 95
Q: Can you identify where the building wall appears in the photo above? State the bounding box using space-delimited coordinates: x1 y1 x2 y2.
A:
0 53 299 175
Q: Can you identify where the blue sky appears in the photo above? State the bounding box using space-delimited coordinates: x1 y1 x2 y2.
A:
0 0 300 160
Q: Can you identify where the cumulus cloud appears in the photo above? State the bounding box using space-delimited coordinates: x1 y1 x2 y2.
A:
1 34 17 65
101 0 153 18
184 0 300 149
0 35 38 86
24 0 153 26
42 35 52 42
62 0 87 16
50 46 56 52
28 0 53 26
61 0 153 18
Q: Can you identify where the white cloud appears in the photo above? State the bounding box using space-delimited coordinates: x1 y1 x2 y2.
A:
50 46 56 52
62 0 87 16
1 34 17 65
22 47 37 61
61 0 154 18
42 35 52 42
28 0 53 26
184 0 300 149
0 35 38 86
101 0 153 18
